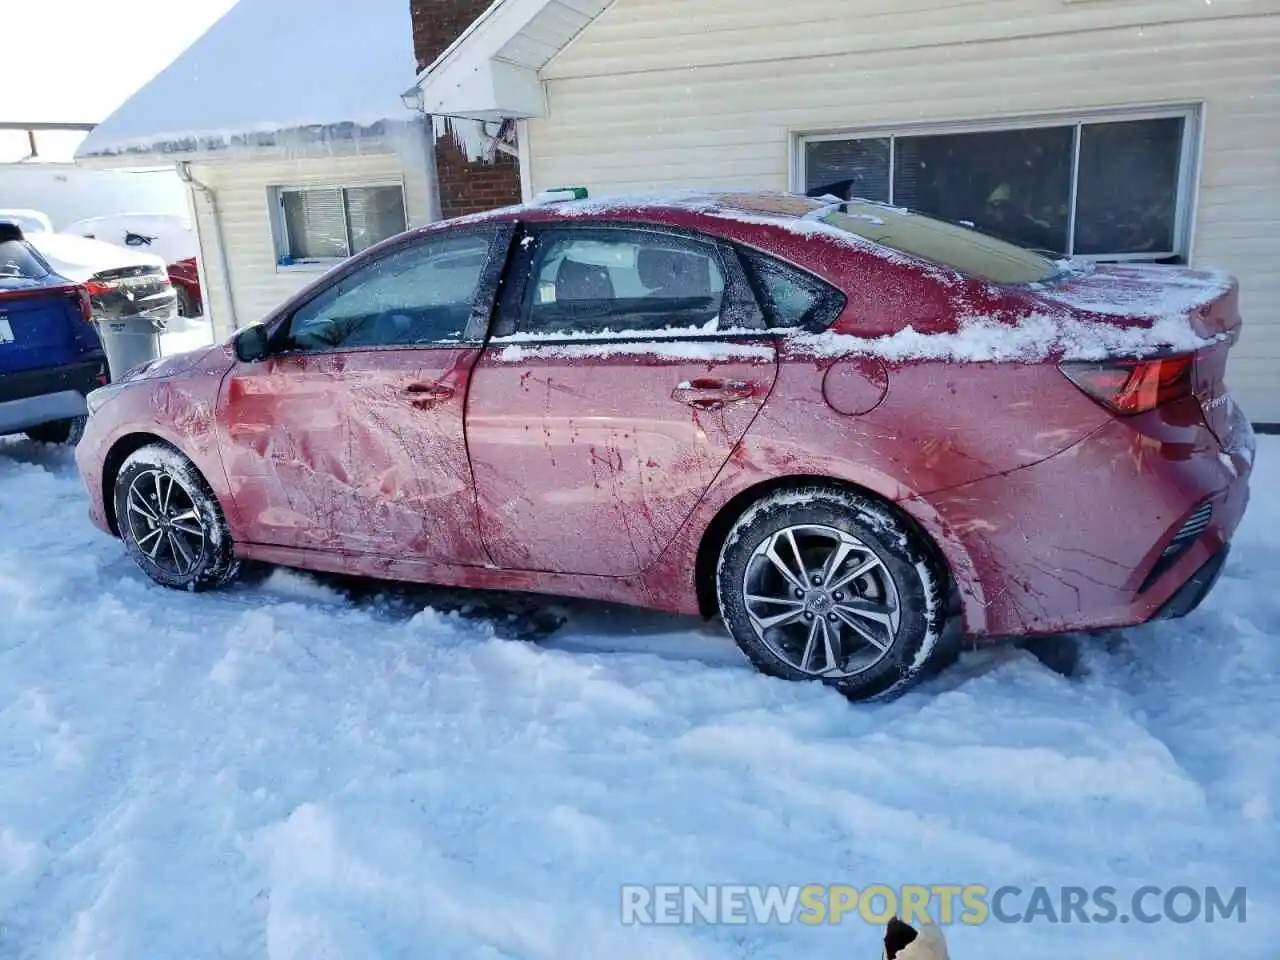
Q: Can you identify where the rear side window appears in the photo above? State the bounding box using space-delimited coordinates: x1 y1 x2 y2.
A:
522 229 726 336
739 250 843 330
0 240 50 281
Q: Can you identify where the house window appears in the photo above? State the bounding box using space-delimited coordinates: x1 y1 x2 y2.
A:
272 184 407 265
798 109 1197 261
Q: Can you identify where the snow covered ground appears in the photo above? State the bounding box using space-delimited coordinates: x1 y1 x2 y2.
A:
0 432 1275 959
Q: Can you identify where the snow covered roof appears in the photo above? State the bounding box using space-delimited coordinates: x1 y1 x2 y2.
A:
76 0 419 161
408 0 613 120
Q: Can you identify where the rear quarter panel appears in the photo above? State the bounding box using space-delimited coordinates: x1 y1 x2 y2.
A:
640 345 1113 623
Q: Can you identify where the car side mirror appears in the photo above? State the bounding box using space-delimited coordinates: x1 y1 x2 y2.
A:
233 323 271 363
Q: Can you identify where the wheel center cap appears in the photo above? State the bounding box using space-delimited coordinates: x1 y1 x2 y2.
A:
806 591 832 613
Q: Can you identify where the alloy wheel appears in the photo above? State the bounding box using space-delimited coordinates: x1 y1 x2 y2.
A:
123 469 208 578
741 524 901 679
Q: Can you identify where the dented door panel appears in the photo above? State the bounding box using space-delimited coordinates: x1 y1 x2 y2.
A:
217 347 488 564
466 341 778 577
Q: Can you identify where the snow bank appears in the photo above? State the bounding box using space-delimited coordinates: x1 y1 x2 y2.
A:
0 436 1277 958
75 0 417 158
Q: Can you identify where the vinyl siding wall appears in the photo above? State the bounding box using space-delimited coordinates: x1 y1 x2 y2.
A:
189 145 436 340
528 0 1280 421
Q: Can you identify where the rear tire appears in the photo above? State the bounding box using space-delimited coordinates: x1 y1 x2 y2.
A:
716 487 948 702
175 285 196 319
113 444 240 592
24 416 86 446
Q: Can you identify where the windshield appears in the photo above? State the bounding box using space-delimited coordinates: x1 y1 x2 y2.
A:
821 202 1060 284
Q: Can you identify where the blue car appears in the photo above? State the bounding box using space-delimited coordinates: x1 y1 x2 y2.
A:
0 221 108 445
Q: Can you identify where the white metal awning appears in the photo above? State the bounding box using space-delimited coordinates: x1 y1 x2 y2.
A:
407 0 612 121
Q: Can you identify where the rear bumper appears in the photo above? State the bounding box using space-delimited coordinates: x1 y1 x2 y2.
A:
921 407 1254 639
92 290 177 325
0 355 107 434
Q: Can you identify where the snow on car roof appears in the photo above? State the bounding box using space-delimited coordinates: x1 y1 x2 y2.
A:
26 233 166 282
76 0 417 158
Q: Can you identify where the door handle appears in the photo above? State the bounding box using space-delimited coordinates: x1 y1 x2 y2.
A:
404 382 454 408
671 378 757 411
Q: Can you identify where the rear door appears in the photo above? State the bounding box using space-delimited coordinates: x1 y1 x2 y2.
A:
465 223 778 577
217 226 513 562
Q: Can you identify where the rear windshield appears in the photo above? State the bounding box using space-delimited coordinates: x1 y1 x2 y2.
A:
0 240 51 281
821 203 1060 284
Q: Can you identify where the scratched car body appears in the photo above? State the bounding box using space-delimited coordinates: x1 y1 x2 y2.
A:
75 192 1255 700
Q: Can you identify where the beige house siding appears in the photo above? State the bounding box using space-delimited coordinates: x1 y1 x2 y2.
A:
528 0 1280 421
189 148 436 340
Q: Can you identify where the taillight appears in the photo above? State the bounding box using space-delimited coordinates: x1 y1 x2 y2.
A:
76 286 94 323
62 286 94 322
1059 355 1195 415
84 280 116 297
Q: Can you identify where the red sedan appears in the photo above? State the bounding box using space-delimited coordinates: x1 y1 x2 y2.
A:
74 192 1255 700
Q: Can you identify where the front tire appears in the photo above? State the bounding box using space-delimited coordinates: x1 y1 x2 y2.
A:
716 487 947 701
113 444 241 591
24 416 86 446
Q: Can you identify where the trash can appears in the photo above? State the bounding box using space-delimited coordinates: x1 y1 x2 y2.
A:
96 314 166 381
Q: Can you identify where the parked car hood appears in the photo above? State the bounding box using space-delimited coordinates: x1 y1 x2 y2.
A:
26 232 166 283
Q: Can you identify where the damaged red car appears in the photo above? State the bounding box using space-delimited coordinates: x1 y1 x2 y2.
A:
74 192 1255 700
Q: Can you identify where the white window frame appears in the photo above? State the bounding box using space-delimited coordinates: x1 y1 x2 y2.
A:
791 104 1203 263
267 180 408 271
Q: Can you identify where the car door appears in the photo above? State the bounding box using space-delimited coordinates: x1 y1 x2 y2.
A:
217 225 513 563
465 223 779 577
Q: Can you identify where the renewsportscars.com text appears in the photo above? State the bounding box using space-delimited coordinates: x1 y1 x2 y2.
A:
620 884 1248 927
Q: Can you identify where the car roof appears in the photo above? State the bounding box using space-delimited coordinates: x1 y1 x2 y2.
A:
458 190 837 227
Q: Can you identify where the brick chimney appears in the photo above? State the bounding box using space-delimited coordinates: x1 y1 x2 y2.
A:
410 0 524 219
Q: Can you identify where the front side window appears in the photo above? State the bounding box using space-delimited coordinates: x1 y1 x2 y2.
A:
275 184 407 264
802 112 1192 261
522 229 726 336
286 231 493 351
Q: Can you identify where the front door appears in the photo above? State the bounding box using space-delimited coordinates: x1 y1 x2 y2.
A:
217 226 511 564
465 225 778 577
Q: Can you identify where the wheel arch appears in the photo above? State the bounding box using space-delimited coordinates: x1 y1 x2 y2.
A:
100 432 186 536
693 474 965 624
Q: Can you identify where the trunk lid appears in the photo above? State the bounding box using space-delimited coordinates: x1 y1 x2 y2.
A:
0 283 88 374
1037 263 1238 339
1038 264 1241 444
88 264 177 323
